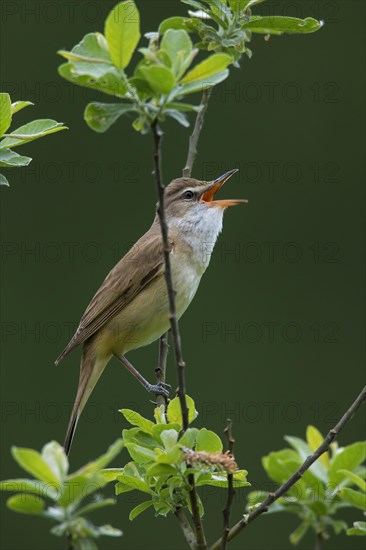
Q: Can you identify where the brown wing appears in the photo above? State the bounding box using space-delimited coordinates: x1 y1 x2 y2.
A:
55 224 164 365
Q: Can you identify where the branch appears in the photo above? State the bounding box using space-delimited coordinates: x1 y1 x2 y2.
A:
183 88 212 178
314 532 323 550
156 331 169 410
151 121 207 550
210 385 366 550
221 419 235 550
175 508 197 550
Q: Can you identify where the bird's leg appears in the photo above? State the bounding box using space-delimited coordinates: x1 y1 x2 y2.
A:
114 354 170 398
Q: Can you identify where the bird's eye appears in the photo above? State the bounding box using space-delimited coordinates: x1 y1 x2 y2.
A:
183 190 194 200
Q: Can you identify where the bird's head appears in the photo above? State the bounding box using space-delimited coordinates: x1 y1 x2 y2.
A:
163 169 247 226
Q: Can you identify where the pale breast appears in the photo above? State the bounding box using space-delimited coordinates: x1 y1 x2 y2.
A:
96 248 202 357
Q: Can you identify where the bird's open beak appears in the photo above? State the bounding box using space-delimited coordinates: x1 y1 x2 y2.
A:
200 169 248 207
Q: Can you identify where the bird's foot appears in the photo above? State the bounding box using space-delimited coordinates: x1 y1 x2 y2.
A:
146 381 170 398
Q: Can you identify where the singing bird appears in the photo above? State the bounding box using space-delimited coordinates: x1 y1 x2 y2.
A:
56 169 247 454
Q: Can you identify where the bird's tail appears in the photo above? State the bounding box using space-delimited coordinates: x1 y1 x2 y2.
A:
64 342 108 456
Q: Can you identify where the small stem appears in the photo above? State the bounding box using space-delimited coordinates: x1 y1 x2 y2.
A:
175 508 197 550
314 532 323 550
221 419 235 550
183 88 212 178
156 332 169 410
66 532 74 550
210 385 366 550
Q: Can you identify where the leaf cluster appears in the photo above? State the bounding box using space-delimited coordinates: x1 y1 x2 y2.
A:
0 93 67 187
103 396 250 522
246 425 366 545
0 440 124 549
163 0 321 64
57 0 322 134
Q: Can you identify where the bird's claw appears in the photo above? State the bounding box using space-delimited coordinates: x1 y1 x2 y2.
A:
147 382 170 398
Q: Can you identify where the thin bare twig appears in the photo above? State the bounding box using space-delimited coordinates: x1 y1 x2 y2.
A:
314 532 323 550
151 121 207 550
210 385 366 549
221 419 235 550
175 508 197 550
183 88 212 178
156 332 169 410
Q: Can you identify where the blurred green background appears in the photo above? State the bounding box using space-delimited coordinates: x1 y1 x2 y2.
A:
1 1 365 549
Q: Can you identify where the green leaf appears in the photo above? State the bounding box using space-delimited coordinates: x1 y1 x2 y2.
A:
161 29 193 77
262 450 307 499
262 450 300 482
115 475 153 495
58 33 113 78
76 498 116 517
129 500 154 520
11 447 61 486
161 29 192 60
180 53 232 84
328 519 348 535
123 428 157 449
347 521 366 536
196 428 223 453
242 16 323 35
196 470 250 488
228 0 250 12
329 442 366 486
165 109 190 127
167 395 197 428
289 522 309 545
145 463 176 478
0 93 12 138
58 62 128 98
124 442 156 463
306 426 330 468
166 102 201 112
338 487 366 510
338 469 366 492
0 479 59 500
154 405 167 424
155 444 183 465
151 423 181 445
238 0 266 9
120 409 155 433
11 101 34 115
7 493 45 515
159 17 189 34
41 441 68 481
0 173 9 186
59 473 106 507
85 102 136 133
178 69 229 96
97 524 122 537
139 65 176 95
86 439 125 472
100 468 125 482
105 1 141 69
285 435 328 482
0 120 67 150
0 149 32 167
181 0 207 12
58 33 111 63
179 428 199 449
161 429 179 450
